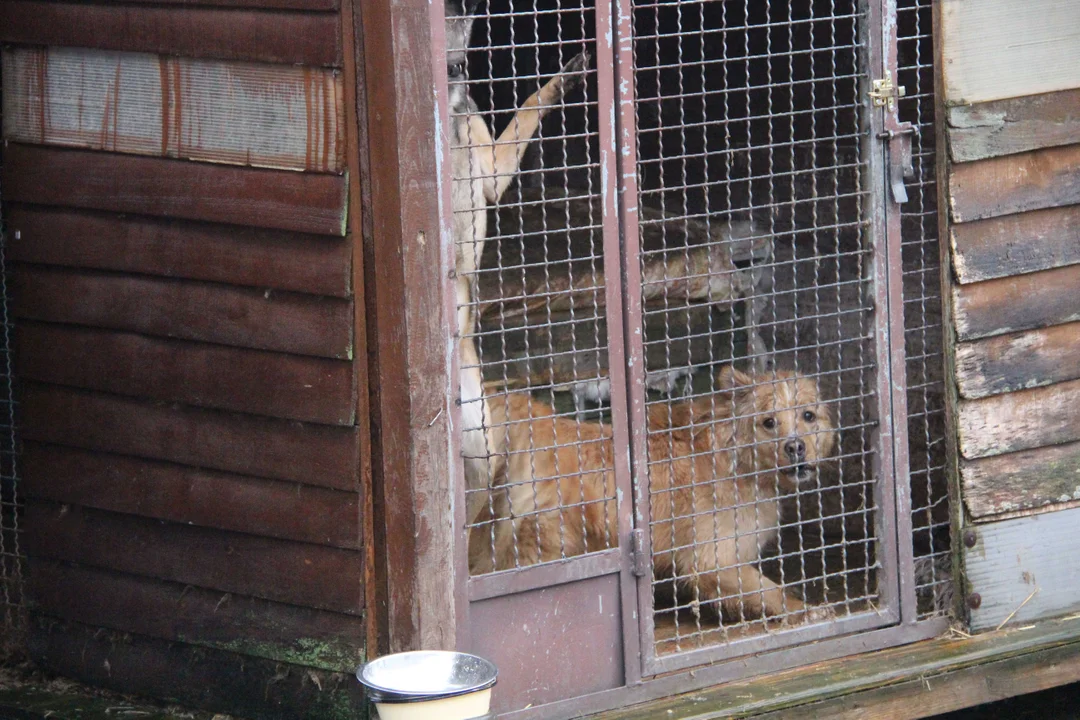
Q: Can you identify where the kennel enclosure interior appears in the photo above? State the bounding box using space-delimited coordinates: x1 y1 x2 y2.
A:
1 0 1080 718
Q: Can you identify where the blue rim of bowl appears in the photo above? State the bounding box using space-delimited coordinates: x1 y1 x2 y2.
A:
356 653 498 704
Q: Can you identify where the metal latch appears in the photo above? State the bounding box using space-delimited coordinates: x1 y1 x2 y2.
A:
869 71 906 112
631 529 648 577
872 70 915 204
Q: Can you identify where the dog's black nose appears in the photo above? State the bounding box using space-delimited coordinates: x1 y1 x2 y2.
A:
784 438 806 460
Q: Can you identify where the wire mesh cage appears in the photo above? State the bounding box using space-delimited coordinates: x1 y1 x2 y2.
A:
450 0 952 666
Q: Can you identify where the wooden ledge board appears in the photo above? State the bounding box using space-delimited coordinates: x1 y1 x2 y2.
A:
0 1 342 67
2 144 348 236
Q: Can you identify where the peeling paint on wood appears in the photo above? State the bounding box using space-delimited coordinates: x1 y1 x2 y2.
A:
2 47 345 173
948 88 1080 163
958 377 1080 459
949 143 1080 223
965 507 1080 630
941 0 1080 105
955 321 1080 399
962 440 1080 519
950 204 1080 284
952 263 1080 341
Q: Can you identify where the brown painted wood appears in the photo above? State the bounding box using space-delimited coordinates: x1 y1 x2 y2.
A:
101 0 339 10
0 1 342 67
2 47 345 173
15 323 355 425
948 88 1080 163
28 561 362 672
362 0 456 653
2 145 347 236
949 143 1080 223
955 321 1080 399
951 263 1080 341
961 440 1080 519
28 618 364 720
957 377 1080 459
25 500 362 615
22 443 359 549
10 265 352 359
950 204 1080 284
6 205 352 297
20 384 360 491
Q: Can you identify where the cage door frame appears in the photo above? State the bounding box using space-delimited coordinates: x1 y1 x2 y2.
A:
612 0 917 678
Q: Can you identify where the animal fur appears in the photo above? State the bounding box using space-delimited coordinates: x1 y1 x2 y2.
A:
443 0 590 526
470 366 837 623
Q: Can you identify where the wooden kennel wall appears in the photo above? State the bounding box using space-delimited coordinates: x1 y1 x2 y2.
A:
0 1 374 717
0 0 1079 718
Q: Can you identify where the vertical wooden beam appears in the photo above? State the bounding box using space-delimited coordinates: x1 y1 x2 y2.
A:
340 0 378 659
357 0 457 652
933 0 968 621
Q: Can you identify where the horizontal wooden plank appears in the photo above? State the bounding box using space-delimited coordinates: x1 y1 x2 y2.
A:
25 501 362 614
22 443 359 548
11 265 352 359
0 1 341 67
966 506 1080 631
949 144 1080 223
5 205 352 297
29 561 362 671
27 618 364 720
940 0 1080 105
2 144 348 236
948 88 1080 163
958 377 1080 459
2 47 344 173
962 441 1080 519
950 204 1080 284
114 0 338 9
20 384 360 491
952 263 1080 341
15 323 355 424
955 322 1080 399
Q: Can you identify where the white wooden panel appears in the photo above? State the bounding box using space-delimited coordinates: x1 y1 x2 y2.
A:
941 0 1080 105
1 46 343 173
966 506 1080 631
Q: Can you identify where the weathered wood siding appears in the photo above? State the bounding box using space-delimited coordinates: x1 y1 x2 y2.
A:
942 0 1080 632
0 2 367 716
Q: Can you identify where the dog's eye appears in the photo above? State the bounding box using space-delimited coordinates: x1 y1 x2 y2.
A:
803 410 816 422
448 63 465 78
762 417 777 430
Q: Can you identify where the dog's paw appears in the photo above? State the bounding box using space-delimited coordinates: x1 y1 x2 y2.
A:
547 51 591 99
561 50 592 77
804 604 837 623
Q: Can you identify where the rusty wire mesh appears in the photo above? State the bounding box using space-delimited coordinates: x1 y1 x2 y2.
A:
455 0 952 654
897 0 953 619
631 0 885 652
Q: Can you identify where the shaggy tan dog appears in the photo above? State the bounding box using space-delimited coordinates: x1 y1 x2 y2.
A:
470 366 836 622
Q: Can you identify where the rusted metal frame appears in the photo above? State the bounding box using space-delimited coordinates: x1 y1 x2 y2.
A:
601 0 653 680
860 0 904 633
879 0 921 624
342 0 380 658
501 617 950 720
600 0 648 687
360 0 459 652
931 0 968 624
468 550 623 602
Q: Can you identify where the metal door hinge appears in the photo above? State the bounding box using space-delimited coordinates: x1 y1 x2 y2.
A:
869 71 906 112
631 529 648 577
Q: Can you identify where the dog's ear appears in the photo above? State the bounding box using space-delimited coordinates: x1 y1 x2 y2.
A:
463 0 482 15
716 365 754 392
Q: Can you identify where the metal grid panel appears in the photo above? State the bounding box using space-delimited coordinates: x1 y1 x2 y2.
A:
0 169 25 652
896 0 953 619
628 0 894 655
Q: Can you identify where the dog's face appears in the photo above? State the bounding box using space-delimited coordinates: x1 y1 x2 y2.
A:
718 366 837 488
445 0 478 112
